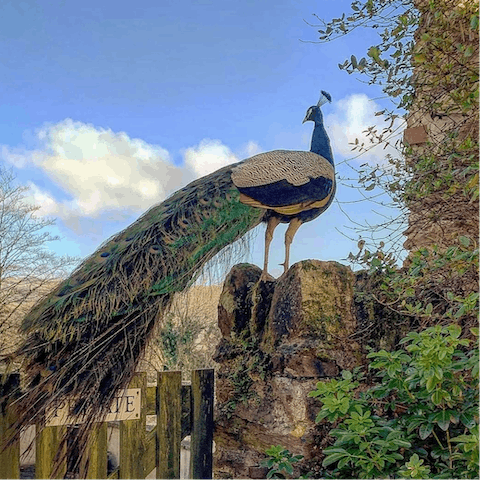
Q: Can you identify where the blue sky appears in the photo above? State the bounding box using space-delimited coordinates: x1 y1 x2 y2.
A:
1 0 406 278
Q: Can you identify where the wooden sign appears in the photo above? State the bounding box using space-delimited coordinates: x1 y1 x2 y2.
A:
46 389 141 426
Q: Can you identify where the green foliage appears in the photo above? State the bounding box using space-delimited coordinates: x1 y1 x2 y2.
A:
159 317 194 367
310 325 479 478
220 335 270 418
315 0 478 259
351 237 479 332
262 445 304 479
397 453 431 479
151 293 221 380
309 370 360 423
315 0 417 110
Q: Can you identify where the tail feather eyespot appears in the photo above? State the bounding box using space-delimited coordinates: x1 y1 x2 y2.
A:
149 245 162 254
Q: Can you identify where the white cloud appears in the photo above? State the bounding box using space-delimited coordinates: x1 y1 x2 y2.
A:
183 139 239 178
25 182 59 217
242 141 262 158
325 94 405 165
1 120 262 234
182 139 264 178
3 119 186 222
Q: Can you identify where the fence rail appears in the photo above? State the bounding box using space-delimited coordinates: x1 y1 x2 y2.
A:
0 369 214 479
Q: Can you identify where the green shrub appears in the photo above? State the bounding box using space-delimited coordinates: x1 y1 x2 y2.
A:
309 324 479 478
262 445 304 479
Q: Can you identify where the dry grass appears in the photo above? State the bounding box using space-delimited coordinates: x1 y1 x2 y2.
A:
0 278 60 359
140 284 222 381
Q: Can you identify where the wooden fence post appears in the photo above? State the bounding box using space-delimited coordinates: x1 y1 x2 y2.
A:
156 371 182 479
79 422 108 479
119 372 147 479
190 369 214 479
35 423 67 479
0 373 20 479
0 369 214 480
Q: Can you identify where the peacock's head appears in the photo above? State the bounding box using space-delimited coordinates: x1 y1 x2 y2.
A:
303 90 332 123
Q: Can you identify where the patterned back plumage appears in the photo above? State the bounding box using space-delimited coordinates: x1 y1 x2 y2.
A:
231 150 334 187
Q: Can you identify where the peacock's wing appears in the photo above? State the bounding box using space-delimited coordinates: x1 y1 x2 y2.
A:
231 150 335 215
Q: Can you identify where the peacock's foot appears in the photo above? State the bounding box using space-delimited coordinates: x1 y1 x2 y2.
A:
259 270 275 282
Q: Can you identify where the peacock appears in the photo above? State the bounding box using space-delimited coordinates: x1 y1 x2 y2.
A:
3 90 335 459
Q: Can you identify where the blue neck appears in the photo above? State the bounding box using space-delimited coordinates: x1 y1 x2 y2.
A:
311 110 334 166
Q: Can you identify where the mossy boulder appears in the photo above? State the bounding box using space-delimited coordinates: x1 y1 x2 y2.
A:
262 260 361 371
214 260 364 478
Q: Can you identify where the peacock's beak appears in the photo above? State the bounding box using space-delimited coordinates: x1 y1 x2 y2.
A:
302 112 311 123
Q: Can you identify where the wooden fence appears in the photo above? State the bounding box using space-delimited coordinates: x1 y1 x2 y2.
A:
0 369 214 479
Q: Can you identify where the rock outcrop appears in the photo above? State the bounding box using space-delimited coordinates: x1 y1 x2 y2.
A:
213 260 363 478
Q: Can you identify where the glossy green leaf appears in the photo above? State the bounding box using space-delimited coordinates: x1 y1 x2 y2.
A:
419 423 433 440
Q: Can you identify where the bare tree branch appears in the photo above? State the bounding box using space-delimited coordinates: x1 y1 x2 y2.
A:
0 167 79 356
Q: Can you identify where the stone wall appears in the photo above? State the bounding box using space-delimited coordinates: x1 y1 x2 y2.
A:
402 0 478 252
213 260 367 479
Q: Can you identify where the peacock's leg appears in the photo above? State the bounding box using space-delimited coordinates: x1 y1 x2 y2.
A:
262 216 281 278
282 217 303 273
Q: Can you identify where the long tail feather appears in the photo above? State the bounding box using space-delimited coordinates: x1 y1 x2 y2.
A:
3 163 263 463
